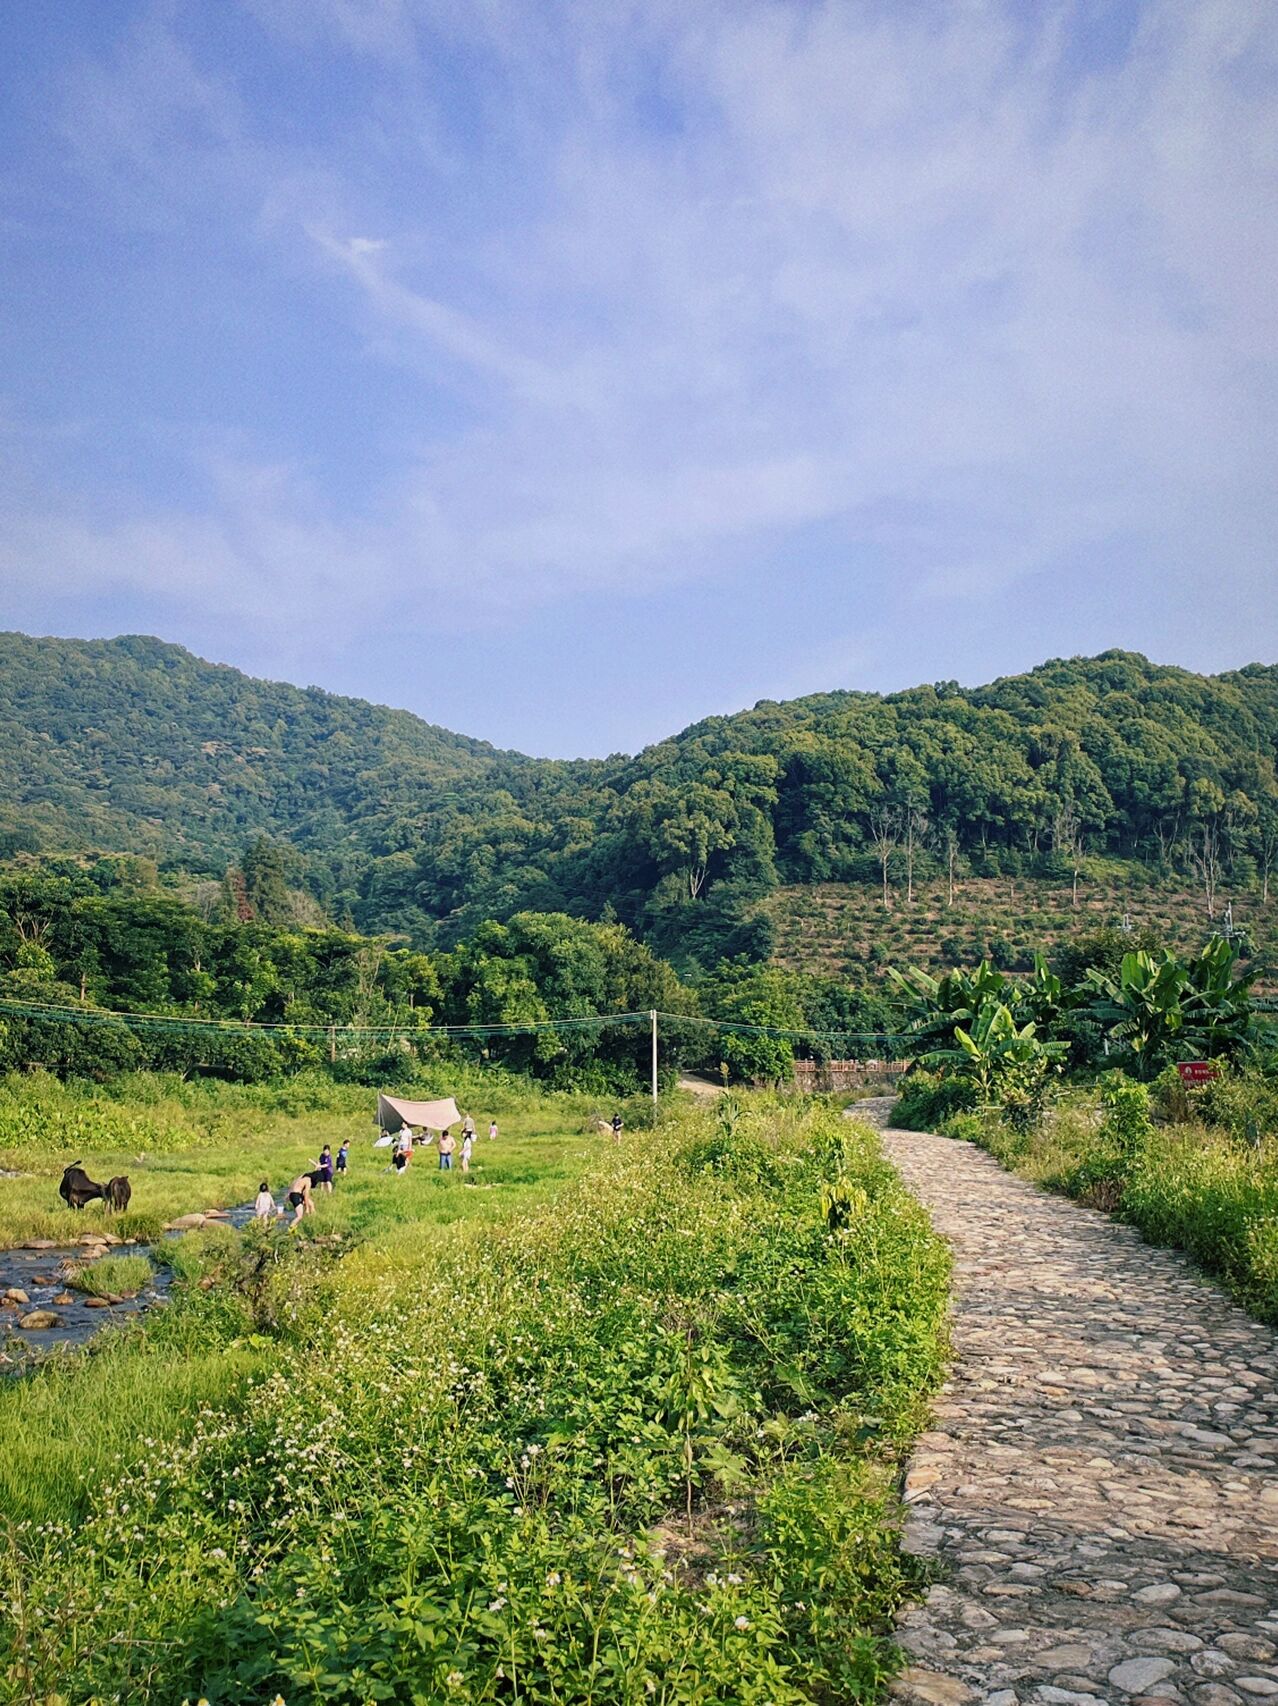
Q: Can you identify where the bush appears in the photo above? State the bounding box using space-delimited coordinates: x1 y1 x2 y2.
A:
891 1070 977 1129
938 1111 984 1144
1193 1065 1278 1148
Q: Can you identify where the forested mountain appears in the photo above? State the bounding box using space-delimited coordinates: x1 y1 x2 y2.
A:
2 632 1276 972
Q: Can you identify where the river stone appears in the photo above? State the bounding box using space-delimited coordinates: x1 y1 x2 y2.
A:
5 1287 30 1304
83 1296 110 1308
17 1309 59 1329
1136 1586 1185 1606
52 1292 75 1305
23 1240 56 1250
165 1213 207 1230
1234 1684 1278 1698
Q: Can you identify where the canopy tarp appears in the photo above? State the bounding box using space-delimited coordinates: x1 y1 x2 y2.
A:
377 1093 461 1134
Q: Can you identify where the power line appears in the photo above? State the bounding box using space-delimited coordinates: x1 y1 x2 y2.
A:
0 995 911 1049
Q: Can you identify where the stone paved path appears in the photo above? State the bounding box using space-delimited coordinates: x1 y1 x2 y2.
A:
861 1103 1278 1706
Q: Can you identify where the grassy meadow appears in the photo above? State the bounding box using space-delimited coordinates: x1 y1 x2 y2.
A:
0 1087 949 1706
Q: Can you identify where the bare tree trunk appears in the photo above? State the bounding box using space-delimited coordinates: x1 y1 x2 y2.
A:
1190 820 1221 919
947 840 956 907
869 808 902 911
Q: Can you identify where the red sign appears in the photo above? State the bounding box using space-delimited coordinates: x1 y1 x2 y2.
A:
1176 1061 1217 1085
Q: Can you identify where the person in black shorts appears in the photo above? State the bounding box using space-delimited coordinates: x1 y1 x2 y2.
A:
286 1173 313 1227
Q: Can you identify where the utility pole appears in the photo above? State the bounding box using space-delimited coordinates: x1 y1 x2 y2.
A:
650 1009 659 1108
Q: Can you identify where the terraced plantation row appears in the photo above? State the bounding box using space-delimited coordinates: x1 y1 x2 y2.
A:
766 877 1278 982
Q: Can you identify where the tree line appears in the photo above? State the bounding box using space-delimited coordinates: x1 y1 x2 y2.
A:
0 860 896 1090
2 635 1276 972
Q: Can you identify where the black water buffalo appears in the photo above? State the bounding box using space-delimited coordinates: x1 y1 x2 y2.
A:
59 1164 131 1212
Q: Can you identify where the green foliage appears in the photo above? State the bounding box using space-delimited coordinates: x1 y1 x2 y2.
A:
69 1252 154 1297
1098 1075 1153 1155
1188 1063 1278 1148
697 960 805 1084
1082 939 1256 1077
890 1070 978 1130
5 635 1278 974
1 1100 950 1704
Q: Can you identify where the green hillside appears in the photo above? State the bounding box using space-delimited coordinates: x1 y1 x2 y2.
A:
2 633 1276 971
0 631 513 880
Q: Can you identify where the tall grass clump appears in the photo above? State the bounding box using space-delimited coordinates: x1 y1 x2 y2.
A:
1 1100 948 1705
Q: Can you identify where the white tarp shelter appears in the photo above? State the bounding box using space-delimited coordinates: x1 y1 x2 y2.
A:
377 1093 461 1135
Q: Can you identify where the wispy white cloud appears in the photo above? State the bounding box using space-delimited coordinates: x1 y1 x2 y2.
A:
3 0 1277 736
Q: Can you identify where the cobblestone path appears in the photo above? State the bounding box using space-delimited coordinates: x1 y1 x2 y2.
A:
866 1106 1278 1706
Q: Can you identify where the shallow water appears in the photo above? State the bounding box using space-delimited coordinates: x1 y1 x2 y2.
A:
0 1202 257 1373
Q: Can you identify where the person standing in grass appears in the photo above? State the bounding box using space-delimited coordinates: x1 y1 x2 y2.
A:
286 1172 313 1226
335 1140 349 1181
460 1130 473 1175
438 1129 457 1172
395 1126 414 1169
611 1111 623 1143
316 1145 335 1193
254 1180 276 1221
488 1118 498 1142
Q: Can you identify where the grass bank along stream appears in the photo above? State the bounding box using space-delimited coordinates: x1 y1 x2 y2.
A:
1 1098 949 1706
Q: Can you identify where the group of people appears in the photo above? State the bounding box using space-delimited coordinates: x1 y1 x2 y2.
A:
255 1140 350 1228
386 1110 497 1176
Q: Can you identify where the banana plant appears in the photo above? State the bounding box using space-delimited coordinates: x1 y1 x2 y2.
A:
888 959 1014 1049
1083 939 1254 1079
922 1001 1066 1102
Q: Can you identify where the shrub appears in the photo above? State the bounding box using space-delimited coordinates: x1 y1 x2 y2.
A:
938 1111 984 1144
1193 1065 1278 1148
890 1070 977 1129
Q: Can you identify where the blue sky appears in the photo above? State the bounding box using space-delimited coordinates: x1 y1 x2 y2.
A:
2 0 1275 757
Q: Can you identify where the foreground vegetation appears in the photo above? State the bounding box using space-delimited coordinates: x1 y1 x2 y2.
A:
1 1095 948 1705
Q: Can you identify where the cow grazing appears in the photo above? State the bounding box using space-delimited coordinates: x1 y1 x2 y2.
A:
59 1163 106 1210
58 1164 130 1212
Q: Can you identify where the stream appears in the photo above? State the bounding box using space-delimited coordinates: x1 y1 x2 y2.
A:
0 1202 258 1373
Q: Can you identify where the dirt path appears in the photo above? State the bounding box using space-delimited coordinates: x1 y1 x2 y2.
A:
857 1102 1278 1706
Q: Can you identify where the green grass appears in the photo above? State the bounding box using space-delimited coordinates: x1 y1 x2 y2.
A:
0 1102 597 1532
0 1095 949 1706
0 1081 599 1249
68 1251 154 1296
